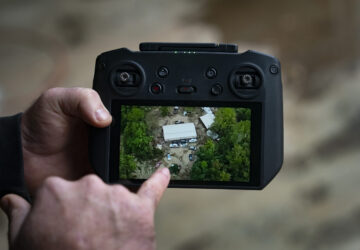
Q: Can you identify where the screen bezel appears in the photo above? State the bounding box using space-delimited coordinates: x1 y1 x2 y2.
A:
109 100 262 188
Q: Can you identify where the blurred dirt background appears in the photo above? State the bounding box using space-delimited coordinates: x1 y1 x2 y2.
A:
1 0 360 249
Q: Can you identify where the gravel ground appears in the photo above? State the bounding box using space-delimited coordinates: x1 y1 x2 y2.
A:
1 0 360 249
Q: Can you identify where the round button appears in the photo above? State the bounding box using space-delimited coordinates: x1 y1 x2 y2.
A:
157 66 169 78
241 74 253 87
270 65 279 74
151 83 162 94
211 84 222 96
119 72 131 82
206 67 217 79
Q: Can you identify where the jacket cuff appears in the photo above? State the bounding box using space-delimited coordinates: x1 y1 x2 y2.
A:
0 113 29 200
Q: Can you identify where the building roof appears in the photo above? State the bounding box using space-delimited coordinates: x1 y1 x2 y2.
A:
162 123 197 141
202 107 213 115
206 130 219 140
200 113 215 129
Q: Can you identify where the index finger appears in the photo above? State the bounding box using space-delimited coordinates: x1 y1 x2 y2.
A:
137 168 170 209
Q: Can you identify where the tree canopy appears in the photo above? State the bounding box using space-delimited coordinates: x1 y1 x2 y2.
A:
190 108 251 182
119 106 163 178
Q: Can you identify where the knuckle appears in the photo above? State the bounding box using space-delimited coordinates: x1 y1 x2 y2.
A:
43 176 66 194
111 185 129 196
44 176 62 187
81 174 104 191
42 87 64 100
76 88 99 101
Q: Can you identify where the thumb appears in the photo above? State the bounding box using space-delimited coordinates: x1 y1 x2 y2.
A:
46 87 112 128
0 194 31 244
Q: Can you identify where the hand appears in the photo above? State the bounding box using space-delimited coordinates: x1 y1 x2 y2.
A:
0 168 170 250
21 87 112 196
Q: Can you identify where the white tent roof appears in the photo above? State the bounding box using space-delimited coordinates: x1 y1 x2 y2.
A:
200 113 215 129
202 107 213 115
162 123 197 141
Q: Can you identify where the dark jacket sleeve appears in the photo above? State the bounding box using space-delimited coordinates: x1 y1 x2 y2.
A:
0 114 29 199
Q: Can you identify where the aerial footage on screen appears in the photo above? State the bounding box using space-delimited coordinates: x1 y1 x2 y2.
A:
119 106 251 182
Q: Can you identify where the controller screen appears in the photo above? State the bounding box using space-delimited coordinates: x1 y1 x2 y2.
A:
119 106 251 182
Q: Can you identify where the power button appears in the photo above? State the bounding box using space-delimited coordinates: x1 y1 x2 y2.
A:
150 83 162 94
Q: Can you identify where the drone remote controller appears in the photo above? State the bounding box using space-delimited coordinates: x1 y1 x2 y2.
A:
90 42 283 189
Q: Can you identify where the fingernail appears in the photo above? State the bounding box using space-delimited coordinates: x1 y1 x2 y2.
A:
95 108 110 121
160 167 170 177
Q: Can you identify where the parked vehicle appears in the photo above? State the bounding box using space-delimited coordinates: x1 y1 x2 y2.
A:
173 106 179 114
180 139 187 144
188 138 197 143
167 153 171 160
189 154 193 161
189 146 197 151
169 143 179 148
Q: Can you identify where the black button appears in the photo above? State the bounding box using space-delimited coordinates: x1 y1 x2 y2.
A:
115 71 138 86
158 66 169 78
233 74 261 89
178 86 195 94
151 83 162 94
206 67 217 79
211 84 222 96
241 74 253 87
270 65 279 74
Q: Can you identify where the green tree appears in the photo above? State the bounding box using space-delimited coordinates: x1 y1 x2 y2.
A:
235 108 251 121
127 107 145 121
190 160 208 180
209 160 230 181
219 171 231 181
160 106 170 117
119 152 137 179
169 164 181 175
211 108 237 136
226 143 250 182
223 120 251 181
184 107 195 112
123 121 153 160
121 106 165 162
196 139 216 161
190 159 231 181
190 108 251 182
120 106 131 133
